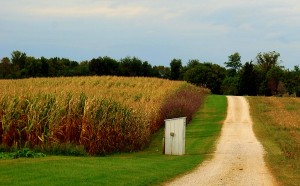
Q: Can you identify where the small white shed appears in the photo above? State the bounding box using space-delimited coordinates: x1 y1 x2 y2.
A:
164 117 186 155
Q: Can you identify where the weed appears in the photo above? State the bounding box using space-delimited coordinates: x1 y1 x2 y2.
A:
0 148 46 159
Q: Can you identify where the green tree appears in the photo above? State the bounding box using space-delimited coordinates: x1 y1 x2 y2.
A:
25 56 42 77
266 66 284 95
153 66 170 79
295 66 300 97
119 57 143 76
141 61 153 76
256 51 280 73
224 52 242 76
184 63 209 86
48 57 64 77
221 76 239 95
75 61 90 76
186 59 200 69
183 63 226 94
11 50 27 69
180 59 201 80
170 59 182 80
40 57 49 76
89 56 119 76
239 62 258 96
255 51 282 96
284 66 300 97
0 57 12 78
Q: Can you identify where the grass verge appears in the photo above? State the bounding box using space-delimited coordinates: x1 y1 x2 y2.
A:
247 96 300 186
0 95 227 186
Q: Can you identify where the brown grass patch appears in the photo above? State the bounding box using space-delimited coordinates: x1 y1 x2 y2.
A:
248 96 300 186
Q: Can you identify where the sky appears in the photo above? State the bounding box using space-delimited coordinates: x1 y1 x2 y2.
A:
1 0 300 69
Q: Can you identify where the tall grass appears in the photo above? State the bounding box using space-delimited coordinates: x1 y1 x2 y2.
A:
0 76 209 155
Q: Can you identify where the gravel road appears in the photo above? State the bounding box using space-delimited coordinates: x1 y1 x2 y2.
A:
165 96 277 186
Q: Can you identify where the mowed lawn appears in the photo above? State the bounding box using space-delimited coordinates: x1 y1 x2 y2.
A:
248 96 300 186
0 95 227 186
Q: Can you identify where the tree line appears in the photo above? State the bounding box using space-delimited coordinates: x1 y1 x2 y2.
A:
0 51 171 79
1 50 299 96
179 52 300 97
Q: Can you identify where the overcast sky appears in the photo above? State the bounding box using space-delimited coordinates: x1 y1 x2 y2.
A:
1 0 300 69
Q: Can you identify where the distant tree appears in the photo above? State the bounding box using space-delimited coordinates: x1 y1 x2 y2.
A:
183 62 226 94
180 59 201 80
70 61 79 68
1 57 10 64
221 76 239 95
284 66 300 97
224 52 242 76
255 51 282 96
294 66 300 96
170 59 182 80
153 66 170 79
48 57 64 77
186 59 201 69
0 57 12 78
75 61 90 76
256 51 281 73
208 63 226 94
89 56 119 76
40 57 49 76
266 66 284 95
119 57 143 76
25 56 42 77
89 58 101 75
184 63 209 86
141 61 153 76
11 50 27 69
61 58 71 67
149 66 160 77
239 62 258 96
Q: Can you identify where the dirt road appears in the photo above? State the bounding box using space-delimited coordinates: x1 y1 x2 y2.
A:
166 96 277 186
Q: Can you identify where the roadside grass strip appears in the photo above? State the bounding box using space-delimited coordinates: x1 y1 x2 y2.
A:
247 96 300 186
0 95 227 186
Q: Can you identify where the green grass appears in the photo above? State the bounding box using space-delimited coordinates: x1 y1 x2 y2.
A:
0 95 227 186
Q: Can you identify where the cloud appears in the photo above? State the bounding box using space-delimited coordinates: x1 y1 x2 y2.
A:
20 4 148 18
1 0 300 68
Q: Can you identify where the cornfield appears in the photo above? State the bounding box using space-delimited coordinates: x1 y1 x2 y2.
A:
0 76 209 155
